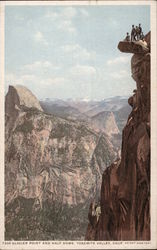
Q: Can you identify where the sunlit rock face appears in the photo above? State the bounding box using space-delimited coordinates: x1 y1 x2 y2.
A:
5 85 116 240
5 85 43 136
86 32 150 241
5 85 43 116
91 111 120 136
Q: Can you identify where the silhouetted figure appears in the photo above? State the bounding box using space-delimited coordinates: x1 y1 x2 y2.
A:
139 23 142 39
124 32 130 41
140 32 144 41
131 25 136 41
135 26 140 40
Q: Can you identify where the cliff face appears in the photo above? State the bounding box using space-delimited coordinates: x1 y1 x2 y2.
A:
5 86 116 240
86 32 150 241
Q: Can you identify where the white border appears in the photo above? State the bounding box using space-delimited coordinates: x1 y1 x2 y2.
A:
0 1 156 249
151 1 157 248
2 0 154 6
0 1 5 246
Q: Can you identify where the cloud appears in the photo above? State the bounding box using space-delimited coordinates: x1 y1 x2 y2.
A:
22 61 60 71
61 7 77 19
6 73 37 85
34 31 48 46
5 72 67 99
45 11 59 21
59 7 77 34
46 7 76 20
61 43 96 61
107 56 130 66
58 20 76 34
40 77 66 86
69 64 96 79
6 71 66 88
110 70 129 79
45 7 77 34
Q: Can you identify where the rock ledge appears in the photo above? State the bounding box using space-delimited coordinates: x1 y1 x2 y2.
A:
118 40 149 54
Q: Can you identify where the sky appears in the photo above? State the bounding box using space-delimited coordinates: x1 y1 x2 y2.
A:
5 5 150 100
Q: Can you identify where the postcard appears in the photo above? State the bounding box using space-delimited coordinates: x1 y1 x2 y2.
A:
0 0 157 249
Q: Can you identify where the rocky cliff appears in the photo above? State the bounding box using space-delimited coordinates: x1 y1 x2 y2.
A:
5 85 117 240
86 32 150 241
91 111 120 137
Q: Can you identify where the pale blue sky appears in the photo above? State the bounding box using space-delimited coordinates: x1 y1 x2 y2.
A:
5 5 150 100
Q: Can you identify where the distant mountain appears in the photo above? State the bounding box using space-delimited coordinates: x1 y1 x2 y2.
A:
114 104 132 132
90 111 120 136
84 96 130 117
40 100 87 121
40 97 131 153
40 96 130 128
66 99 99 114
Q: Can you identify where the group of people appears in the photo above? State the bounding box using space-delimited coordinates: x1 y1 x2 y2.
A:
124 24 144 42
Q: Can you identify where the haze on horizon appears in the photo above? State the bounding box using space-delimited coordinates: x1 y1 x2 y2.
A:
5 5 150 100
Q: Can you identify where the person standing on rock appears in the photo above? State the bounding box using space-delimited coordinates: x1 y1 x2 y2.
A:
135 25 140 40
138 24 142 38
131 25 136 41
140 32 145 41
124 32 130 42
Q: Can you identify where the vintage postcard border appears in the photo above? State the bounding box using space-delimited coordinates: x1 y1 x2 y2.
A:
0 1 157 249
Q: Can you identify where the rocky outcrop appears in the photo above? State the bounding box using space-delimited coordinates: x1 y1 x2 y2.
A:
5 86 116 240
118 40 149 54
86 32 150 241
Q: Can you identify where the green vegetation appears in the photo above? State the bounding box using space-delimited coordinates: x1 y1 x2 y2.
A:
15 120 34 135
5 197 89 240
94 136 115 167
24 107 41 119
50 123 72 139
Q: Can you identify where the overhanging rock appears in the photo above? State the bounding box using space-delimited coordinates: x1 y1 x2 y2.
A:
118 41 149 54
